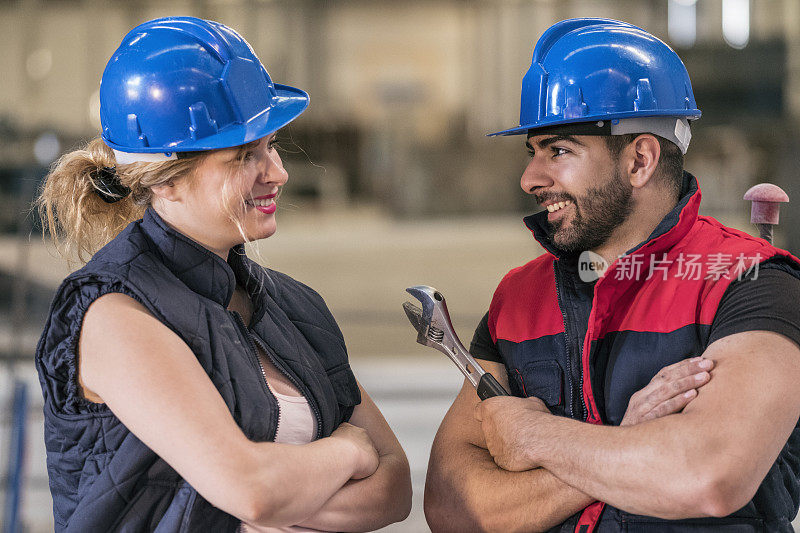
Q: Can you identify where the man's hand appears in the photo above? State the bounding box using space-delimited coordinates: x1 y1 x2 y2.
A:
425 362 595 533
621 357 714 426
475 357 714 473
474 395 550 471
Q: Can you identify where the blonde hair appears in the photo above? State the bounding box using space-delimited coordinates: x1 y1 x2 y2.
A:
219 138 268 247
34 137 204 263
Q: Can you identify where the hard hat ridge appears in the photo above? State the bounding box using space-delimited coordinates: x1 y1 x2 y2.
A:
100 16 309 162
530 18 639 74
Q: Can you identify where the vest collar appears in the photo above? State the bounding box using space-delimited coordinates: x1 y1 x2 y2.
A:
524 171 702 264
140 207 271 308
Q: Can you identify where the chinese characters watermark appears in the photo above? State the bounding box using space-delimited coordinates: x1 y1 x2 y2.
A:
577 251 762 283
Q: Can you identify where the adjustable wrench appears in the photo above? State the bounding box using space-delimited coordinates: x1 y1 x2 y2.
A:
403 285 508 400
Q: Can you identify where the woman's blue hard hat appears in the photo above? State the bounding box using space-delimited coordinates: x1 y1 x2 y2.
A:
490 18 701 149
100 16 309 158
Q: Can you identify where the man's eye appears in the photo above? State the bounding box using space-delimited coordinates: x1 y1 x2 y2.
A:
268 140 281 151
552 147 569 157
526 150 535 158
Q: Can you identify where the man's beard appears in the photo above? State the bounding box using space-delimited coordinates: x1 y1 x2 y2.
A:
546 166 634 253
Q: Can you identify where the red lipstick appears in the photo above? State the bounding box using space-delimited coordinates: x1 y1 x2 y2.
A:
248 192 278 214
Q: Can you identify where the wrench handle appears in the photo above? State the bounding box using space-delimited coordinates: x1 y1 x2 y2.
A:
477 373 509 399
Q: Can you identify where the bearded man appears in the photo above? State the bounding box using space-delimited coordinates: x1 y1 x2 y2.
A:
424 18 800 532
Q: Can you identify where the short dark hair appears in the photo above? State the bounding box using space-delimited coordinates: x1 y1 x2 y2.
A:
603 134 683 198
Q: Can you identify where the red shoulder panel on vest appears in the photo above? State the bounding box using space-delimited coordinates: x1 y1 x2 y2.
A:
488 256 564 343
601 216 799 334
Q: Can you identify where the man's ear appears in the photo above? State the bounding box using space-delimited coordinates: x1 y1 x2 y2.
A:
626 134 660 189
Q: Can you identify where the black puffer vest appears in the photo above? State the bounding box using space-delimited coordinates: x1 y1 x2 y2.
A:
35 208 361 532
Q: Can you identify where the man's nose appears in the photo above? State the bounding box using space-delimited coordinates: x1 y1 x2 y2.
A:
520 157 553 194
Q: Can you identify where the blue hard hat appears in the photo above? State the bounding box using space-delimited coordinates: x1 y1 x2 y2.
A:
490 18 701 145
100 16 309 156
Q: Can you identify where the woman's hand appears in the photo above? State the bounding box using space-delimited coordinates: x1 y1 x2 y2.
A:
297 388 412 531
621 357 714 426
330 422 380 479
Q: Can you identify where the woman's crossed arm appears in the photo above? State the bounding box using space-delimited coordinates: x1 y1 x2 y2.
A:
79 292 407 529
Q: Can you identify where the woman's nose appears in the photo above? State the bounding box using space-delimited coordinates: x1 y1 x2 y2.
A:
262 149 288 185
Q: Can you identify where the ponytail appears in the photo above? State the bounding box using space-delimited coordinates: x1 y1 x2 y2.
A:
34 137 202 263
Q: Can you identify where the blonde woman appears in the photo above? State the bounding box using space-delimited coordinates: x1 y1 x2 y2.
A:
35 16 411 532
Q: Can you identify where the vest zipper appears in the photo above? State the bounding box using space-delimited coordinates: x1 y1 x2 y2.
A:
229 310 280 440
554 264 604 533
229 311 322 441
553 262 587 420
250 333 322 441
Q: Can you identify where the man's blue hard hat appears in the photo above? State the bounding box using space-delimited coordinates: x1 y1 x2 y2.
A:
489 18 701 151
100 16 308 158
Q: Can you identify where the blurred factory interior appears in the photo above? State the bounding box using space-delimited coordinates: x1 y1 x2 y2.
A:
1 0 800 530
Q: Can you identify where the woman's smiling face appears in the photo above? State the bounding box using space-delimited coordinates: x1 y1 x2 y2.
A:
155 133 288 257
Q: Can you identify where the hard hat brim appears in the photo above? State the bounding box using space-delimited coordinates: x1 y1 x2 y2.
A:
487 109 701 137
105 83 310 154
261 83 311 138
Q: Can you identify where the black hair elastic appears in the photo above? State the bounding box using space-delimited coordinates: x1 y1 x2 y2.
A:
92 166 131 203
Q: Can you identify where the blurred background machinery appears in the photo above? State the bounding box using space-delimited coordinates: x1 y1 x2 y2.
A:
1 0 799 531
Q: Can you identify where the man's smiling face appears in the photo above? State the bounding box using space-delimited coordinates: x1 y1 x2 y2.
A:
521 133 635 253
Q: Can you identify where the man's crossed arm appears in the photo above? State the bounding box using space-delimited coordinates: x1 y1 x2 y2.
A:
425 355 716 532
474 330 800 519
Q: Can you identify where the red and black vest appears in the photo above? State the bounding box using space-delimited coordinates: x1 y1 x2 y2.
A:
487 174 800 532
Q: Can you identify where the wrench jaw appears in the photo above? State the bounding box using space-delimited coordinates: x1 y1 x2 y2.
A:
402 301 446 349
405 286 441 346
404 285 486 388
401 301 428 346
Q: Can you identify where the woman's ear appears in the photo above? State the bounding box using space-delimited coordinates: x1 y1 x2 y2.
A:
627 134 660 189
150 180 179 202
